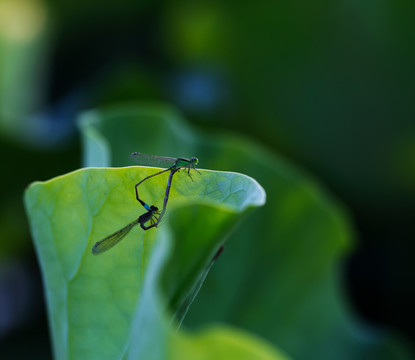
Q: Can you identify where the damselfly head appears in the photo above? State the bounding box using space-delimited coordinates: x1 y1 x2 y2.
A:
191 157 199 165
150 205 159 211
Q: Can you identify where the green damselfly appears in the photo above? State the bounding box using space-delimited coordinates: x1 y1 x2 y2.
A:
130 152 200 204
130 152 200 177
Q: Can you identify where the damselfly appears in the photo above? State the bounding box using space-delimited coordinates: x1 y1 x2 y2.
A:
91 204 159 255
130 152 200 208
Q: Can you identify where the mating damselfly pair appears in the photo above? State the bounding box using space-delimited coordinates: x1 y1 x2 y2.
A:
91 152 200 255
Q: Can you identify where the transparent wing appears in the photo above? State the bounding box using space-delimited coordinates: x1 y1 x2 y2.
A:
92 218 140 255
130 152 177 167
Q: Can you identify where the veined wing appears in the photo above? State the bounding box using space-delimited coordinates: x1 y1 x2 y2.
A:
130 152 178 167
92 218 140 255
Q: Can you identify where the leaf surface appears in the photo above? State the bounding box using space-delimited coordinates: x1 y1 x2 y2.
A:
25 164 289 359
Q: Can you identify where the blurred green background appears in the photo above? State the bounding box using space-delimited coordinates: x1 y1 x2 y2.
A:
1 0 414 358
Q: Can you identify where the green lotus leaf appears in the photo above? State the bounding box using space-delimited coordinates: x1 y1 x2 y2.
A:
24 165 291 359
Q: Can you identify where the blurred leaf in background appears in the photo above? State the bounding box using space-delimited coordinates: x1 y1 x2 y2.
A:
159 3 415 343
0 0 57 145
76 104 413 359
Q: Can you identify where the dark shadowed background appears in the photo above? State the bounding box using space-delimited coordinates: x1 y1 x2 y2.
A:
1 0 414 358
